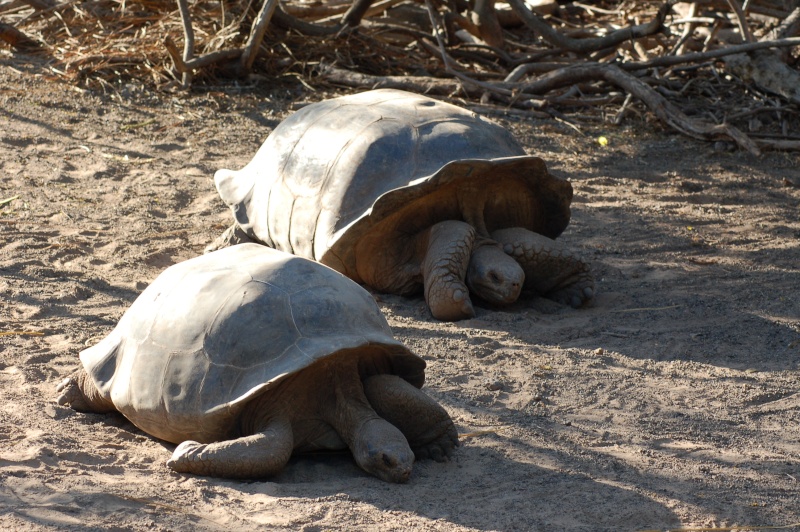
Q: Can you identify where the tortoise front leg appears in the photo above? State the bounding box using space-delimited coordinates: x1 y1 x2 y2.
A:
421 220 477 321
492 227 595 308
167 418 293 479
363 374 459 463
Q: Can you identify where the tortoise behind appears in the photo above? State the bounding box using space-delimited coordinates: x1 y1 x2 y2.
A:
213 89 594 320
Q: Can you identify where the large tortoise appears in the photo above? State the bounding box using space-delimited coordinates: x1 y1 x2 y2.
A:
213 89 594 321
56 244 458 483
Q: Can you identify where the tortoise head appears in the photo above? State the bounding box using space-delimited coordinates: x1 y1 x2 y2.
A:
466 243 524 306
352 418 414 483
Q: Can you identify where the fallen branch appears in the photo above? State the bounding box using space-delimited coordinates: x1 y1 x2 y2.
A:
240 0 279 73
0 22 41 50
621 36 800 70
423 0 514 98
175 0 195 87
754 138 800 150
319 63 470 94
506 0 674 54
20 0 53 10
272 4 345 36
164 36 242 74
517 63 761 154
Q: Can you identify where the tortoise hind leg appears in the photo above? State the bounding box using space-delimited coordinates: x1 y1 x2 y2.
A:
56 370 116 413
167 418 293 479
363 374 459 462
492 227 595 308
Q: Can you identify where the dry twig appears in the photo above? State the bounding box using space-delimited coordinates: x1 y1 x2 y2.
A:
3 0 799 149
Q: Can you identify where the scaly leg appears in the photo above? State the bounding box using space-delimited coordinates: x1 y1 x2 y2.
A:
167 418 294 479
422 220 477 321
492 227 594 308
363 374 459 462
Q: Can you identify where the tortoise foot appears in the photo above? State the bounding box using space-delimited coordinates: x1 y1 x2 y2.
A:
492 227 595 307
547 275 595 308
363 374 459 463
168 424 294 479
411 421 459 463
167 440 205 473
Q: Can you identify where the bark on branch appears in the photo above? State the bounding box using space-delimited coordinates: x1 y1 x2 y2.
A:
505 0 673 53
0 22 41 50
517 63 761 154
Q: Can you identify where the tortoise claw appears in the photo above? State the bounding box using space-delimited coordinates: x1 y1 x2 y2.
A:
413 424 459 463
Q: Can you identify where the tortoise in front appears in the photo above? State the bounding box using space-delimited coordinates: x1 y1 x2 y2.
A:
212 89 594 321
56 244 457 483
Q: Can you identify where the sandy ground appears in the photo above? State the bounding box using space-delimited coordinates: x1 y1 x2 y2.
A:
1 61 800 531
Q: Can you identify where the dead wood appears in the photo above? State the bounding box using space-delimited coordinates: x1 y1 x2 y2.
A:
725 0 755 42
505 0 673 54
769 6 800 40
240 0 279 73
272 4 345 36
423 0 515 98
0 22 40 50
19 0 53 10
725 50 800 103
754 138 800 150
516 62 761 154
164 35 243 75
720 0 800 106
6 0 800 150
622 36 800 70
319 63 470 95
175 0 194 87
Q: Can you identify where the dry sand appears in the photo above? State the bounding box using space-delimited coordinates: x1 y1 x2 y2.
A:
1 64 799 531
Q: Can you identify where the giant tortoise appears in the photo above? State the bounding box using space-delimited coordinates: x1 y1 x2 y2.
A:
56 244 458 483
212 89 594 321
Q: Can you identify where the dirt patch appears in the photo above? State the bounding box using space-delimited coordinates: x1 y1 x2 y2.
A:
1 64 799 531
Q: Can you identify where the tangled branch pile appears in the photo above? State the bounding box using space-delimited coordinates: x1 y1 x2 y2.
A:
2 0 800 152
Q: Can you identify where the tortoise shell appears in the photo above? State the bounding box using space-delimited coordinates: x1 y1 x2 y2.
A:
79 244 424 444
214 89 572 281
